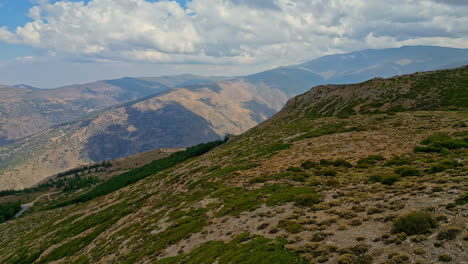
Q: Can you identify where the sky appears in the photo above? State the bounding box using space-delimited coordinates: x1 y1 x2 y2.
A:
0 0 467 87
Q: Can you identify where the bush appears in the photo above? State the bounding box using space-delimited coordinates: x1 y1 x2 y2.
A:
437 226 461 240
332 159 353 168
392 211 437 235
0 202 22 223
287 166 304 172
415 133 468 153
455 192 468 205
438 254 452 262
301 161 319 170
322 169 338 176
428 160 460 174
337 254 356 264
368 174 400 186
394 166 420 177
277 220 302 234
384 156 411 166
294 193 321 207
357 155 385 168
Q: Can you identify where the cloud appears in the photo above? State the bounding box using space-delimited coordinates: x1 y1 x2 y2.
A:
0 0 467 69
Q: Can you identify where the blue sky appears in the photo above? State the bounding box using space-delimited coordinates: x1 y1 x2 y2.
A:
0 0 467 87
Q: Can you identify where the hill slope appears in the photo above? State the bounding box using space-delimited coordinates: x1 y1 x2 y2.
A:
0 66 466 263
0 75 229 145
0 79 286 190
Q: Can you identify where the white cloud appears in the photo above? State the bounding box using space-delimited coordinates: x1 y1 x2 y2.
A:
0 0 467 69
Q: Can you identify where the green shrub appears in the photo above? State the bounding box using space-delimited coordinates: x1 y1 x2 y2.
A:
438 254 452 262
332 159 353 168
392 211 437 235
322 169 338 176
278 220 302 234
294 193 321 207
357 155 385 168
437 226 461 240
415 133 468 153
301 160 319 170
455 192 468 205
337 253 356 264
384 156 411 166
429 160 460 173
0 202 21 223
368 174 400 186
287 166 304 172
394 166 420 177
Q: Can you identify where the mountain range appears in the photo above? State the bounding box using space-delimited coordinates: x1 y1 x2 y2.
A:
0 66 466 263
1 45 468 190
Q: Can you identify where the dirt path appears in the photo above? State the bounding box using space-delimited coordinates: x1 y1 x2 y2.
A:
14 192 60 218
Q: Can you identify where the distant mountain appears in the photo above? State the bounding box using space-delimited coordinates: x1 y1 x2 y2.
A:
1 45 467 190
0 79 286 190
239 45 468 97
0 75 231 146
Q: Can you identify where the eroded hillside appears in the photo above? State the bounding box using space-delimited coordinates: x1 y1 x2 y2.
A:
0 80 286 190
0 66 466 264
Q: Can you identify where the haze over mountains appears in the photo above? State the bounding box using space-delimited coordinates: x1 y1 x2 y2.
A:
1 45 468 190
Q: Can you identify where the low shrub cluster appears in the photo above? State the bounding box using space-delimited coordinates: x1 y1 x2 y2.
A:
394 166 420 177
0 202 21 223
368 174 400 186
356 155 385 168
392 211 437 235
414 133 468 153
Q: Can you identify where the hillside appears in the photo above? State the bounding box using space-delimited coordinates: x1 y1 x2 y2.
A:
0 66 466 263
2 46 467 190
0 79 286 190
0 75 228 145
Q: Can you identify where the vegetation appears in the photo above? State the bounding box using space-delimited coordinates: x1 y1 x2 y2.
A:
414 133 468 153
356 155 385 168
57 161 112 178
392 211 438 235
394 166 420 177
155 233 308 264
0 202 21 223
368 174 400 186
54 139 226 207
455 193 468 205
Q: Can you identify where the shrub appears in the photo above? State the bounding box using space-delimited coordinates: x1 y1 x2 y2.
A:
294 193 321 207
437 226 461 240
301 160 319 169
357 155 385 168
322 169 338 176
385 156 411 166
415 133 468 153
287 166 304 172
455 192 468 205
368 174 400 186
337 254 356 264
392 211 437 235
394 166 420 177
326 179 339 187
332 159 353 168
277 220 302 234
429 160 461 173
0 202 22 223
438 254 452 262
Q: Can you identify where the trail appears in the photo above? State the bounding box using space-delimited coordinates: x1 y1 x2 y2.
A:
14 192 60 218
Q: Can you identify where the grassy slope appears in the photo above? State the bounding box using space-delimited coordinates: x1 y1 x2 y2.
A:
0 67 467 264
